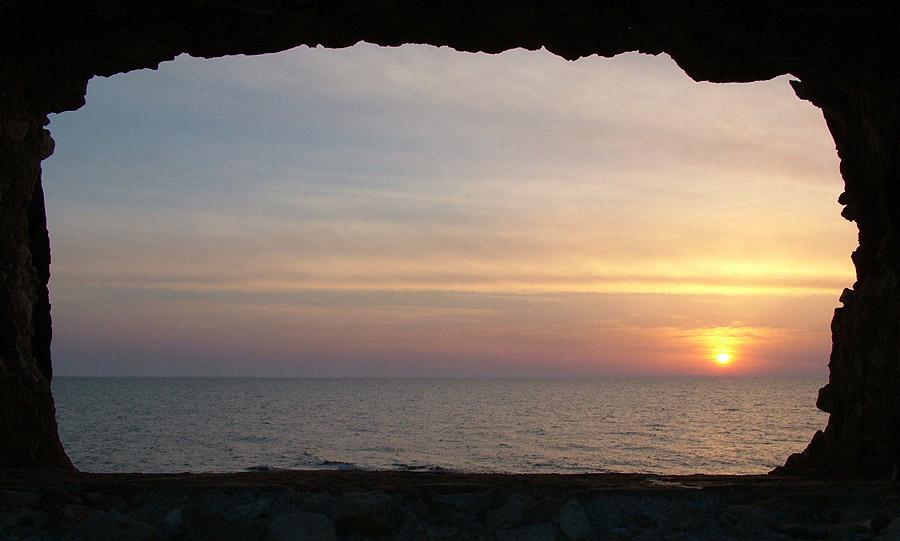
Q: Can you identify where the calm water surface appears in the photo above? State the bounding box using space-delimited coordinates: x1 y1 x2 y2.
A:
52 377 827 475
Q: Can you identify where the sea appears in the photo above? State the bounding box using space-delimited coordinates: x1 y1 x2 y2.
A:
52 376 827 476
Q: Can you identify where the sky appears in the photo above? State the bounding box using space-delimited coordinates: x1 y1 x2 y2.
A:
42 44 857 377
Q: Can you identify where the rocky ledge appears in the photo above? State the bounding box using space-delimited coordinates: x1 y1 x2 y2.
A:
2 470 900 540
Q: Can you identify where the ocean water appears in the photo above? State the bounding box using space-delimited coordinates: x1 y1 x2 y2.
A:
52 376 827 475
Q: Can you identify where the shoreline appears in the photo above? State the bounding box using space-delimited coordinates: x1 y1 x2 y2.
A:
3 470 900 539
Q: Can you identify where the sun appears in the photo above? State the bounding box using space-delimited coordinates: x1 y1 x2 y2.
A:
715 353 731 364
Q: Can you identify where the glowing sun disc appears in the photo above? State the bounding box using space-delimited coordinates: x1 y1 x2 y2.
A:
716 353 731 364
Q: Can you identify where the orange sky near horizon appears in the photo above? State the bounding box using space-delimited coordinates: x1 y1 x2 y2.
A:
42 45 856 377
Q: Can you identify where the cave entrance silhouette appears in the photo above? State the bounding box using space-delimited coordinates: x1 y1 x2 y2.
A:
45 46 836 474
2 3 898 478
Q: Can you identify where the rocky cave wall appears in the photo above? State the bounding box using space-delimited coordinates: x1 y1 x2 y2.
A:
2 2 899 477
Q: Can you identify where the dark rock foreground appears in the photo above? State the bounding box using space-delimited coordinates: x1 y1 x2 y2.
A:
2 470 900 540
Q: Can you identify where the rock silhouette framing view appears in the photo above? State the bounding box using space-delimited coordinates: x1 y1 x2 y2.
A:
2 2 898 477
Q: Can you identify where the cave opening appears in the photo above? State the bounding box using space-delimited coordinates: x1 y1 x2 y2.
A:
41 44 854 474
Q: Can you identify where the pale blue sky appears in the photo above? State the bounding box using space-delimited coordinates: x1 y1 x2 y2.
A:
42 44 855 377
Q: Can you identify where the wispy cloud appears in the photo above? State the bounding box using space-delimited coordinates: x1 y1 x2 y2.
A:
43 44 854 376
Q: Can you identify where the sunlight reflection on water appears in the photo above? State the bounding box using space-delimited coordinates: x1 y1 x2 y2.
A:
53 376 826 475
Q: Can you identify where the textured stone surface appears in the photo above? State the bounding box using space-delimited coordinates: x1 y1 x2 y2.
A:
267 511 337 541
2 470 900 541
0 81 72 470
558 497 592 540
1 2 899 476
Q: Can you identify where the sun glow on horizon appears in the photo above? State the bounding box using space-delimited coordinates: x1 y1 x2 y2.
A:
679 325 762 372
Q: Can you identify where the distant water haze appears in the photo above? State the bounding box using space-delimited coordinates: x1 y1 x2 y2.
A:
42 44 855 377
53 377 827 475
